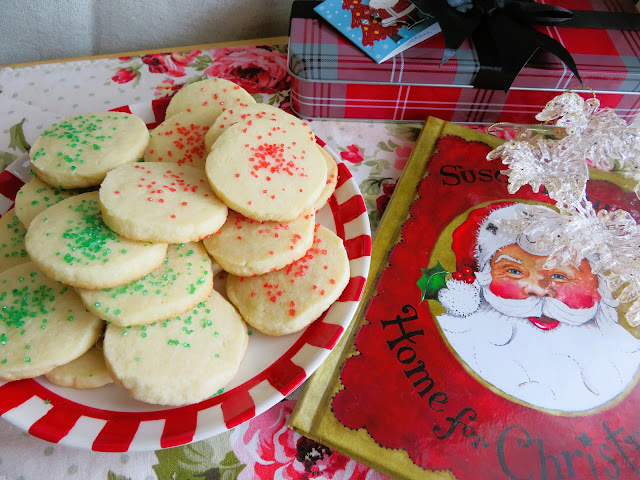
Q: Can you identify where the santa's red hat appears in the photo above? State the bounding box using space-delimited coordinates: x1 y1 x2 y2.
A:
451 201 514 273
452 202 563 273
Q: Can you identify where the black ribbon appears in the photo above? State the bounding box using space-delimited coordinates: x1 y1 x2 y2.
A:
410 0 586 91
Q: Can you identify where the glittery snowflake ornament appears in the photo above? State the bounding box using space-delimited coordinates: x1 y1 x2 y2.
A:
487 91 640 326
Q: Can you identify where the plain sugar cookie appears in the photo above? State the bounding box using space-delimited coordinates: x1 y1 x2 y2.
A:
0 262 104 381
25 192 168 289
0 209 30 273
203 209 315 276
103 289 248 406
165 77 255 120
15 176 88 228
29 112 149 188
206 118 326 221
77 242 214 326
99 162 228 243
45 346 114 389
226 225 350 336
144 109 219 169
312 146 339 212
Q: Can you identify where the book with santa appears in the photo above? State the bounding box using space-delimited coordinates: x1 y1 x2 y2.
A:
291 92 640 480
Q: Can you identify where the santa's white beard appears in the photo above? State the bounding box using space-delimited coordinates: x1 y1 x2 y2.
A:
436 301 640 412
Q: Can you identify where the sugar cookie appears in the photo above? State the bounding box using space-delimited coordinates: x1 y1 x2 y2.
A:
45 346 113 389
103 289 248 406
144 109 219 169
0 210 29 274
99 162 228 243
226 225 350 335
0 262 104 381
312 146 339 212
203 209 315 276
165 77 255 120
15 176 88 228
77 242 214 326
25 192 168 289
29 112 149 188
204 103 312 152
206 118 327 221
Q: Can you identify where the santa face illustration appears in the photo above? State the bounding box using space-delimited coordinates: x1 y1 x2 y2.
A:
435 203 640 412
369 0 426 29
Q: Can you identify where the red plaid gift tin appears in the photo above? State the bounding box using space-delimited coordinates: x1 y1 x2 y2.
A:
288 0 640 124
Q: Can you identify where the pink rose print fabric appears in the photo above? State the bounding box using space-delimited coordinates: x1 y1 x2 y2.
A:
340 145 364 164
141 50 202 77
204 46 290 94
230 400 389 480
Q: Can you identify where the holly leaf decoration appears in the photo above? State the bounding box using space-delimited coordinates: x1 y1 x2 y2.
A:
417 261 448 301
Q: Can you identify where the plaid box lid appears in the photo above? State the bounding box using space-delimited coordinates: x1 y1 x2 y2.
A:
289 0 640 93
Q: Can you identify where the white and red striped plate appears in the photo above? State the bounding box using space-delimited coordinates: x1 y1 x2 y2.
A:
0 101 371 452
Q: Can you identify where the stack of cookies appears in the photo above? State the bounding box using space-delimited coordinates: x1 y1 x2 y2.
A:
0 79 350 406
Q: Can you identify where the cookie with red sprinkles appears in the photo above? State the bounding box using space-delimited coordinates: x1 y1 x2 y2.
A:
202 208 316 277
144 108 219 170
29 111 149 188
99 162 228 243
226 225 350 336
204 103 314 152
206 118 327 221
165 77 255 120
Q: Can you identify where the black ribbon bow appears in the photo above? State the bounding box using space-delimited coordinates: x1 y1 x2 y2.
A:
411 0 582 91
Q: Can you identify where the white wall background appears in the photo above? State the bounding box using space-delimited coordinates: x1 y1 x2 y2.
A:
1 0 295 65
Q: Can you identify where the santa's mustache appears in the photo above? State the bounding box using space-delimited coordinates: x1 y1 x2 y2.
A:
482 286 599 326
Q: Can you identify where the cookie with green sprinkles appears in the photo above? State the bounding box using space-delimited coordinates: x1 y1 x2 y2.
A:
164 77 255 120
226 225 350 336
77 242 214 326
15 176 89 228
0 262 104 381
25 192 168 289
0 209 30 274
29 111 149 188
103 289 248 406
45 346 113 389
99 162 228 243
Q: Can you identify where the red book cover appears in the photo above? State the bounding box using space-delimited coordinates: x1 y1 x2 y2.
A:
290 117 640 480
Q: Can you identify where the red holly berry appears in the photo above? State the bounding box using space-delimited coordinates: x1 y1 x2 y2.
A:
463 275 475 284
461 266 474 276
452 271 464 281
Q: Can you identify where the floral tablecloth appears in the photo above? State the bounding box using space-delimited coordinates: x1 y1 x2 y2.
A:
0 41 417 480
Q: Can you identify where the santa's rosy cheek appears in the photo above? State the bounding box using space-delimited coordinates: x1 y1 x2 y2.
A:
554 283 600 309
490 278 527 299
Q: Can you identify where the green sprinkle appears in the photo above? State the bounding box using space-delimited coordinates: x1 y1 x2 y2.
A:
24 356 31 362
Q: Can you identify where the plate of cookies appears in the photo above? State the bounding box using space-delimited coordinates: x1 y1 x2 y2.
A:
0 79 371 452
